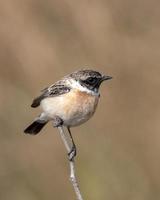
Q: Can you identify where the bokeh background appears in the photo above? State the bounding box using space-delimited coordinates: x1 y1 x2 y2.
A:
0 0 160 199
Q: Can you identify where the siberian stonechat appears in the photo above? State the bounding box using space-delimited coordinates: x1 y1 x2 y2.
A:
24 69 112 160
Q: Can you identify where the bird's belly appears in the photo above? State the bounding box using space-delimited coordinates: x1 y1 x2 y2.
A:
41 90 99 127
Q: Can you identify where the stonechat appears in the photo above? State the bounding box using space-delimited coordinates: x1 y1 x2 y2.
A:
24 69 112 160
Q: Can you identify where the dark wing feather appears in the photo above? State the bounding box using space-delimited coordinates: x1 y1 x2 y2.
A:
31 83 71 108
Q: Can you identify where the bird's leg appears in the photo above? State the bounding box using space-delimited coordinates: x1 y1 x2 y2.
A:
67 127 77 161
53 117 76 161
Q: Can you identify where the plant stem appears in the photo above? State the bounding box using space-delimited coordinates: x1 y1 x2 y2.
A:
57 126 83 200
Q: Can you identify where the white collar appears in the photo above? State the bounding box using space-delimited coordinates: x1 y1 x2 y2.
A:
68 79 99 96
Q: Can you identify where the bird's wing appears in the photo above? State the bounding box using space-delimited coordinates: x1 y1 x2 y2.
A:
31 81 71 108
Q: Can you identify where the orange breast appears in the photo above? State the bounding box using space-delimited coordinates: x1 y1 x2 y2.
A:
62 89 99 126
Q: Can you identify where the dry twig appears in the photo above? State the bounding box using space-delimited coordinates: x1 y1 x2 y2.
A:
57 126 83 200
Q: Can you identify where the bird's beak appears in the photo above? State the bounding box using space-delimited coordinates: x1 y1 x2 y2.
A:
102 75 112 81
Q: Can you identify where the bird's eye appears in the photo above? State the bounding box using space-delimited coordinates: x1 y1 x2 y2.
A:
85 77 97 85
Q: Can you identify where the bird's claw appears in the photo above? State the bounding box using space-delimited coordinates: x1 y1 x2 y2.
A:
68 145 77 161
53 116 63 127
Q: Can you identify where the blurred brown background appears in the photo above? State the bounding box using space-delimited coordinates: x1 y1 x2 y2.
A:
0 0 160 199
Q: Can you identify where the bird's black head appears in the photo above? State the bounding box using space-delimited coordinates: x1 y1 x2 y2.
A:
70 69 112 93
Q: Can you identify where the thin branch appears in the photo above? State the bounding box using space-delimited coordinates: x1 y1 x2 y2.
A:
57 126 84 200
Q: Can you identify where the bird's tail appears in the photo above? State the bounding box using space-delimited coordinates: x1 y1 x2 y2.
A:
24 119 48 135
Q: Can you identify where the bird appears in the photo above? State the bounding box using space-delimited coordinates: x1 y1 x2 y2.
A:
24 69 112 160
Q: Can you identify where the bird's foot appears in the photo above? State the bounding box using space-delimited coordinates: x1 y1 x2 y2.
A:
53 116 63 127
68 144 77 161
